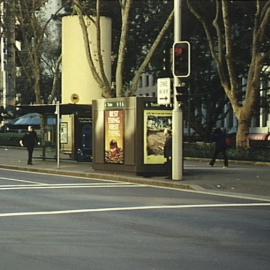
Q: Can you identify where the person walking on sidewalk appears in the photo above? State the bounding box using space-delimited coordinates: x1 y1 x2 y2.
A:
20 126 38 165
209 127 228 167
164 128 172 178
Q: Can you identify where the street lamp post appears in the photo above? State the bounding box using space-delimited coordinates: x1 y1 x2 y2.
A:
56 101 60 169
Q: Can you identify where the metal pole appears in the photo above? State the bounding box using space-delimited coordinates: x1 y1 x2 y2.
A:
172 0 183 180
56 101 60 168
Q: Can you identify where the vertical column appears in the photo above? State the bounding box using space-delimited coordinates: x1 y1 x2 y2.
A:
2 0 16 108
172 0 183 180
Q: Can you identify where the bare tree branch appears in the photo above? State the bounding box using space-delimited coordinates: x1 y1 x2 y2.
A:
213 0 223 63
95 0 111 95
129 10 174 95
74 2 105 91
187 0 229 90
48 54 62 104
115 0 133 97
256 0 270 64
221 1 238 92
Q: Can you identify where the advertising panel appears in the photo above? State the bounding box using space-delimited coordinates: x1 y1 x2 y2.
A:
144 110 172 164
104 110 124 164
60 122 68 144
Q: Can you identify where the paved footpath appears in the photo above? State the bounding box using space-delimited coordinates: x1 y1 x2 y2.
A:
0 146 269 200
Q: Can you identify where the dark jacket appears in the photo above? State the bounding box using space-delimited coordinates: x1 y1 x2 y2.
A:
22 131 38 148
212 128 227 150
164 135 172 159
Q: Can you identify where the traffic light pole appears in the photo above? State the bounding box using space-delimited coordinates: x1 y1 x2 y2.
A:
172 0 183 180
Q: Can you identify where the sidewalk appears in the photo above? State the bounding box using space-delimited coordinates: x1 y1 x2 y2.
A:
0 146 270 200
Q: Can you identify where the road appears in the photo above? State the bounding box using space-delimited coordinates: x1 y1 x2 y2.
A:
0 168 269 270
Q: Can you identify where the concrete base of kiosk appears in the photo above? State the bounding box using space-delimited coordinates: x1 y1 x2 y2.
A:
92 97 172 176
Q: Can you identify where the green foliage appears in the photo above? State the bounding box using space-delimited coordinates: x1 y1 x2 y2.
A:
184 142 213 158
0 132 23 146
0 132 48 146
227 147 270 162
184 142 270 162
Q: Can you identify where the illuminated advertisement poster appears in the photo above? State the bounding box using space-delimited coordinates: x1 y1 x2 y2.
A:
105 110 124 164
144 110 172 164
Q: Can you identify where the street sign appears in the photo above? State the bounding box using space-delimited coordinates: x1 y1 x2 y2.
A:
157 78 171 105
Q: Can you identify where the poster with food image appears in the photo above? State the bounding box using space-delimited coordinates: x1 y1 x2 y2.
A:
144 110 172 164
104 110 124 164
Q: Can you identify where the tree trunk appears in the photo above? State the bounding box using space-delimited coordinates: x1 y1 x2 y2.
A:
116 0 133 97
48 54 62 104
236 118 250 149
34 58 41 104
34 74 41 104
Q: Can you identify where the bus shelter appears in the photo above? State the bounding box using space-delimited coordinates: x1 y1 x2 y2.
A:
16 104 92 165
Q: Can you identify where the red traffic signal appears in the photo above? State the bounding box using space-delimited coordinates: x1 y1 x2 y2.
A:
173 41 191 78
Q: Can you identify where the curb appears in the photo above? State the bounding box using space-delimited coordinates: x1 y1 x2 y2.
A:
0 163 195 191
2 163 270 202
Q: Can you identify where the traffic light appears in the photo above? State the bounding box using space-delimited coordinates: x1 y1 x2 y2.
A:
175 86 187 103
173 41 191 77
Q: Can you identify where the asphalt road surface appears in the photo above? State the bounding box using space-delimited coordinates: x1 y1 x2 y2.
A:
0 168 269 270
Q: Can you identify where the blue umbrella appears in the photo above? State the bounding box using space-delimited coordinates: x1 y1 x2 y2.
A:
14 113 56 126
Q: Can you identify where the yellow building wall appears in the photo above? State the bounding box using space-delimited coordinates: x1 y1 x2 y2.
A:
62 16 112 104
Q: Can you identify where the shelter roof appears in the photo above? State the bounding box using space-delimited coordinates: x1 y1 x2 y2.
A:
16 104 92 116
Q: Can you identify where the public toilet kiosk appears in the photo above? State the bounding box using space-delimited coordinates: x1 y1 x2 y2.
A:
92 97 173 175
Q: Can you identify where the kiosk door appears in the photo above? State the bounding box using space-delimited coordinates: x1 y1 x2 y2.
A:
75 117 92 161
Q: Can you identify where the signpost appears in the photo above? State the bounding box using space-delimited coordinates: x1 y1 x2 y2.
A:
55 101 60 169
172 0 183 181
172 0 191 181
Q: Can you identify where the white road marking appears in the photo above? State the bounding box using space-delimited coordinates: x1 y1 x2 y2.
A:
0 168 121 183
0 176 45 185
0 203 269 218
147 184 270 202
0 182 133 188
0 168 269 202
0 183 146 191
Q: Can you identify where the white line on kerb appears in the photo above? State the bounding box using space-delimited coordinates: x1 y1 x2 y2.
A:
0 182 134 188
0 168 125 183
0 184 145 191
0 203 269 218
0 177 45 185
0 168 269 203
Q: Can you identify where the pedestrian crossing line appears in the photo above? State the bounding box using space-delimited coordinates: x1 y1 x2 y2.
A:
0 203 269 218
